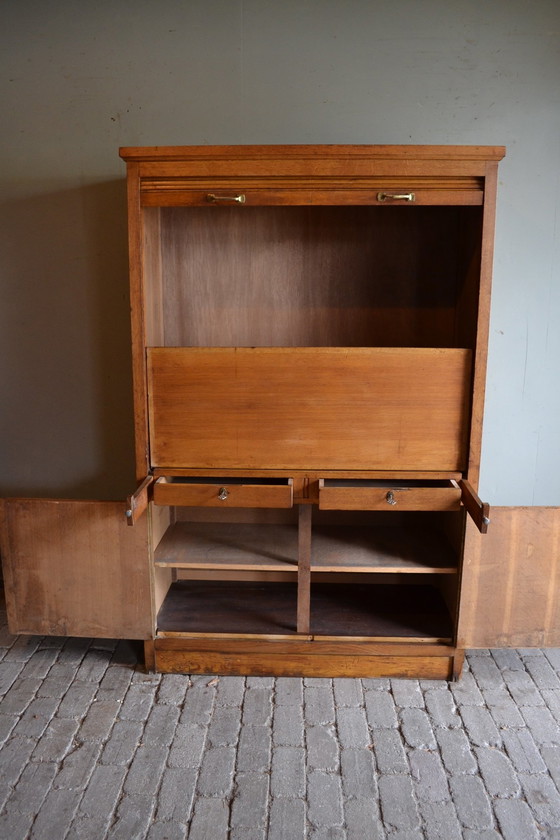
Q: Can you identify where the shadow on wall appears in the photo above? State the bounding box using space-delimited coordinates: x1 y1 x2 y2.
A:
0 179 136 500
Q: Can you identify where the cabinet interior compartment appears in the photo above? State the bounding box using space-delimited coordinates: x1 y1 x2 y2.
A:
142 204 483 350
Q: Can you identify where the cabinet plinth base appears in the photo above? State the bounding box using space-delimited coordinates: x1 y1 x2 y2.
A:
145 637 464 680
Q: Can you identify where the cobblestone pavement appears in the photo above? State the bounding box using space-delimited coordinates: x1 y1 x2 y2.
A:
1 607 559 839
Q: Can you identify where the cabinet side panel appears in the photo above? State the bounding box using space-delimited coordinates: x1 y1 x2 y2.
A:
1 499 152 639
458 507 560 647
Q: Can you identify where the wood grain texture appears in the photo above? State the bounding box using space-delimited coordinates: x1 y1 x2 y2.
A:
153 477 293 508
318 479 461 511
0 499 153 638
148 347 472 472
459 507 560 648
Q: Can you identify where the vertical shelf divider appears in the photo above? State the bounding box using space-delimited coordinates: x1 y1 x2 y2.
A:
297 503 312 635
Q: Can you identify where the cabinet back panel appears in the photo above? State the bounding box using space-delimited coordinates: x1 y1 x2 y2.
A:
152 206 481 348
147 347 471 472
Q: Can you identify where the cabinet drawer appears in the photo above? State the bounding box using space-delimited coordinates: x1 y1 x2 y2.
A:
318 479 461 511
153 477 294 508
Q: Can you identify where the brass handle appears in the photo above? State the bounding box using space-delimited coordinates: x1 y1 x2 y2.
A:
218 487 229 501
207 193 246 204
386 490 397 506
377 192 415 202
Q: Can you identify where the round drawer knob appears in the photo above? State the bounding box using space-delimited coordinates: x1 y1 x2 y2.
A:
386 490 397 505
218 487 229 501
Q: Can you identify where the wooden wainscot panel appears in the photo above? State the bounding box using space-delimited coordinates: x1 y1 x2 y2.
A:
459 506 560 648
0 499 153 639
148 347 472 472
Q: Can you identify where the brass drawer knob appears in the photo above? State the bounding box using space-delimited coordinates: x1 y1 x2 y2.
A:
218 487 229 501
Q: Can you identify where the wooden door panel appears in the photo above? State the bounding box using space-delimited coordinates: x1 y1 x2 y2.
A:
0 499 152 639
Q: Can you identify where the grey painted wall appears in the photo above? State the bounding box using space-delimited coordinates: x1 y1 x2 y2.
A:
1 0 559 505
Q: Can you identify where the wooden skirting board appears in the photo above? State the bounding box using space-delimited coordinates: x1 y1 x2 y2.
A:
459 506 560 648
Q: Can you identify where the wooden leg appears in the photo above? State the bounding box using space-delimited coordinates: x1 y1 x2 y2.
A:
144 639 156 672
452 649 465 681
297 504 312 635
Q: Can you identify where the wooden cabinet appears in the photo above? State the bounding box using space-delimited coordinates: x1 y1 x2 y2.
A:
1 145 506 678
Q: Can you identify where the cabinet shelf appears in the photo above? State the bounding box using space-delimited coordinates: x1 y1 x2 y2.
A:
156 580 453 641
154 521 457 574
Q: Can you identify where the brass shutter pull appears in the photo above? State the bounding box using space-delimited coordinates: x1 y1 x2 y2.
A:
207 193 246 203
377 192 415 202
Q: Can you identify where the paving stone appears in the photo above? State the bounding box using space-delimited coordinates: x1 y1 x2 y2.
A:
37 663 81 699
540 744 560 789
78 699 121 742
364 689 398 728
436 728 477 775
371 727 408 774
268 797 306 840
142 702 181 746
459 705 502 747
304 686 336 725
501 727 547 773
391 679 425 708
306 724 339 771
450 673 485 706
333 678 363 707
0 661 25 695
78 763 126 818
336 705 370 749
230 772 269 828
247 676 274 689
0 713 18 746
123 743 168 797
229 829 266 840
400 707 437 749
461 830 502 840
243 687 273 725
76 649 111 682
57 681 98 719
520 772 560 827
378 774 419 830
340 748 377 798
448 774 493 830
167 722 207 769
215 675 245 706
197 745 236 796
344 797 384 839
1 678 43 715
146 820 188 840
119 682 157 722
180 682 215 725
18 648 58 679
523 653 560 690
0 808 35 840
6 759 58 815
419 801 462 840
362 677 391 690
188 797 230 840
468 654 505 690
520 703 560 744
424 687 460 728
154 673 189 705
208 706 241 747
544 649 560 672
491 649 525 671
100 719 144 766
305 678 332 687
271 745 305 797
275 677 303 706
272 702 304 745
542 687 560 722
308 828 346 840
307 770 344 827
237 723 272 772
494 797 540 840
475 746 520 797
58 637 92 664
482 687 525 728
154 766 197 823
0 736 36 797
409 748 449 802
54 740 102 791
106 792 155 840
11 695 59 738
501 668 546 706
29 787 82 839
98 666 134 701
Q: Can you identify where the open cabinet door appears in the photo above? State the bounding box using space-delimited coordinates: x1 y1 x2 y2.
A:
0 498 153 639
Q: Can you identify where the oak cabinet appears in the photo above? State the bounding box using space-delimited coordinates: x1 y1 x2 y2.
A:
1 145 505 678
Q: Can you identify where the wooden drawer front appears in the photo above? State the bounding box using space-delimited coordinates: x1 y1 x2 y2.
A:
318 479 461 511
153 478 293 509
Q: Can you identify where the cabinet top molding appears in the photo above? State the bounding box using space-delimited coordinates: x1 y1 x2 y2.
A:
119 144 505 163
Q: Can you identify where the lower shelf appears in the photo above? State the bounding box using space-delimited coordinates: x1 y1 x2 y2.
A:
156 580 453 641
